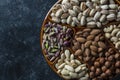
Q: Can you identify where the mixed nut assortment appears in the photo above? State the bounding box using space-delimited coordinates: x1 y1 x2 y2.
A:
50 0 120 27
41 0 120 80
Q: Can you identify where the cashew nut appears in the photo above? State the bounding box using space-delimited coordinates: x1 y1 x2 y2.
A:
110 37 118 42
115 41 120 49
104 25 113 33
111 29 119 36
116 31 120 38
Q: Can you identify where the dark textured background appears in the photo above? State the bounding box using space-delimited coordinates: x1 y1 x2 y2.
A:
0 0 62 80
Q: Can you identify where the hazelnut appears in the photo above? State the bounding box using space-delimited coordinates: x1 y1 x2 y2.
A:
102 66 107 72
115 61 120 68
96 68 101 75
108 48 114 54
105 69 111 76
116 68 120 74
90 66 96 72
105 61 111 68
91 57 96 62
94 61 100 67
90 72 94 78
115 53 120 60
99 58 105 64
105 52 110 57
108 55 114 61
101 73 106 78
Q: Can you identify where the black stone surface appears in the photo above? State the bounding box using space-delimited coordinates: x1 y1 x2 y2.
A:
0 0 62 80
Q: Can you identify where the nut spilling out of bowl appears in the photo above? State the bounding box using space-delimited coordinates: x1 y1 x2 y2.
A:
40 0 120 80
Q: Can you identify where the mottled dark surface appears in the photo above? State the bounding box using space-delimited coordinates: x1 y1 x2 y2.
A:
0 0 62 80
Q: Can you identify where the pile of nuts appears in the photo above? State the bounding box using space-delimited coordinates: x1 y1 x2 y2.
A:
72 28 120 79
72 28 107 63
41 0 120 80
55 49 89 80
50 0 120 27
42 22 73 61
89 48 120 80
104 23 120 52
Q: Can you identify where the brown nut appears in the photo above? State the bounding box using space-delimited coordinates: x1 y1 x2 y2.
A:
108 48 114 54
90 45 98 52
102 66 107 72
98 41 106 49
75 49 82 56
98 48 103 52
84 56 91 62
91 51 97 56
92 42 98 46
100 36 104 40
83 32 89 37
76 37 86 43
85 41 92 48
116 68 120 74
94 61 100 67
96 68 101 76
115 53 120 60
115 61 120 68
85 48 90 56
105 52 110 57
87 35 94 40
83 28 91 32
105 61 111 68
99 58 105 64
90 72 94 78
101 73 106 78
105 69 111 76
90 66 96 72
90 29 100 35
108 55 114 61
72 46 78 51
78 56 83 60
94 36 99 41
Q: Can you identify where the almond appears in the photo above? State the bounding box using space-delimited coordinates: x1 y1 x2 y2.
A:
87 35 94 40
94 36 100 41
90 45 98 52
85 48 90 56
75 49 82 56
76 37 86 43
98 41 106 49
85 41 92 47
90 29 101 35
